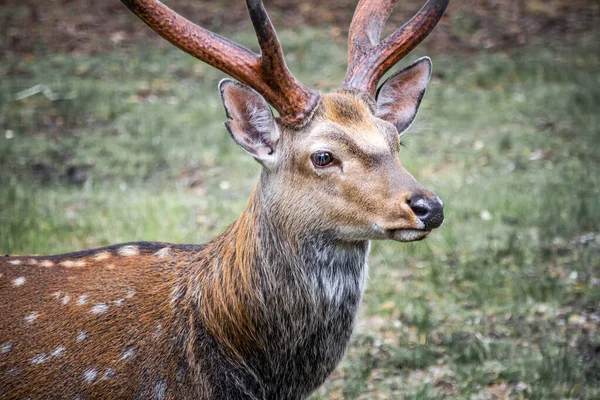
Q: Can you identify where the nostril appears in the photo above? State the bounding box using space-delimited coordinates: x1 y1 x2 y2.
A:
411 204 430 218
407 195 431 218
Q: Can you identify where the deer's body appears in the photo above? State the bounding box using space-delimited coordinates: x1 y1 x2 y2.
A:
0 238 365 399
1 0 449 398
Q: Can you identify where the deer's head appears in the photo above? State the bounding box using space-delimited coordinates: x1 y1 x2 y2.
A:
122 0 448 242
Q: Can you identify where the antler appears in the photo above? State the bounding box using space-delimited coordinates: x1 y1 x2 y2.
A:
344 0 450 98
121 0 320 127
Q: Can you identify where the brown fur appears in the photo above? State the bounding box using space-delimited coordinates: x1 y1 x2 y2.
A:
1 244 207 398
323 92 374 130
195 190 264 360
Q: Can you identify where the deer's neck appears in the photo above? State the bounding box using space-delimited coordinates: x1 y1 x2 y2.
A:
187 185 369 396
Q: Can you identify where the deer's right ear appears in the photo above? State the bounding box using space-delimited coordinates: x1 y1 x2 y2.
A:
219 79 280 168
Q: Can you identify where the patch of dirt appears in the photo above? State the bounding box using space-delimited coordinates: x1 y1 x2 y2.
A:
1 0 598 58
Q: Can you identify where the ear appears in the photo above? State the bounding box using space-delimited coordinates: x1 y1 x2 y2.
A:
375 57 432 136
219 79 280 168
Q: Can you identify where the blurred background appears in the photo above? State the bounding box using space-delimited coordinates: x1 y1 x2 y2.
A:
1 1 599 398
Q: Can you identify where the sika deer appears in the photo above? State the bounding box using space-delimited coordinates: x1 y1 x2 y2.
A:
0 0 449 398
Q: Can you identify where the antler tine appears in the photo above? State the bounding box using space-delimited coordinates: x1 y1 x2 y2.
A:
121 0 320 127
344 0 450 98
246 0 287 78
245 0 320 126
347 0 399 51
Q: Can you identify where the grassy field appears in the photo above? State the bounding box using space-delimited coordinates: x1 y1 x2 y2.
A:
1 29 599 399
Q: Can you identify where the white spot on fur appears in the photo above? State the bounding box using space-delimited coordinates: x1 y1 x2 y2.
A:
82 367 98 383
120 346 136 360
61 260 86 268
118 245 139 256
93 251 111 261
1 343 13 353
62 295 72 305
12 277 25 287
27 258 38 265
51 345 66 357
52 291 62 299
125 289 136 299
154 247 171 258
113 298 125 306
40 259 54 267
8 259 21 265
78 295 88 305
76 331 88 342
154 378 167 400
31 353 48 364
90 303 109 314
24 312 39 323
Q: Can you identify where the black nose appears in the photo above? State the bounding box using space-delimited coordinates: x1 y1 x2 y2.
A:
407 194 444 229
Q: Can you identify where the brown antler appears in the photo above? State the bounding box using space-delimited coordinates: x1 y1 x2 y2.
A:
344 0 449 98
121 0 320 127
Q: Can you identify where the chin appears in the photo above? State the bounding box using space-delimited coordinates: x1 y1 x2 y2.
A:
336 225 431 243
390 229 431 242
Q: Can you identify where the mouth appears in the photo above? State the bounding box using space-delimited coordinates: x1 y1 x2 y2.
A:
387 228 431 242
372 222 432 242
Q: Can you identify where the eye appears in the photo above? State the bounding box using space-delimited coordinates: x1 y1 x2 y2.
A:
310 151 335 167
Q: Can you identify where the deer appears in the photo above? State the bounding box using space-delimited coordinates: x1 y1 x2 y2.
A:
0 0 448 398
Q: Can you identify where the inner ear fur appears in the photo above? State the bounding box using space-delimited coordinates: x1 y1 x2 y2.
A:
219 79 280 163
375 57 432 135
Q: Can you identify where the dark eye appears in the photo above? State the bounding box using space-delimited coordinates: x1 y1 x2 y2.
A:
310 151 334 167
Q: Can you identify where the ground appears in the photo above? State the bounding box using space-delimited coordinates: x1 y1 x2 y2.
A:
1 1 599 399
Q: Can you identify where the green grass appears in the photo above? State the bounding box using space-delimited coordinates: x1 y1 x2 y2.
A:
1 30 599 399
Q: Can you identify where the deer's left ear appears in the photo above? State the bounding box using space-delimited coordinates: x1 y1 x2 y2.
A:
375 57 432 136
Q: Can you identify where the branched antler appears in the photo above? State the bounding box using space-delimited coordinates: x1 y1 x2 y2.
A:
344 0 450 97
